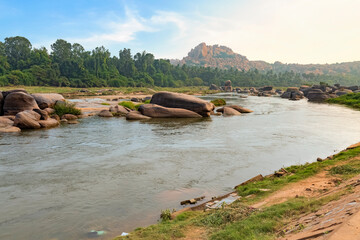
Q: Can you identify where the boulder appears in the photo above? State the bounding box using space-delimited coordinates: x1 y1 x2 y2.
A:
280 91 292 98
209 84 220 91
109 105 129 114
223 107 241 116
335 89 353 96
131 97 140 102
150 91 214 117
44 108 55 115
2 89 27 99
307 89 330 102
31 93 65 109
0 116 14 127
98 110 113 117
3 92 39 116
14 110 41 129
38 118 60 128
348 86 359 91
0 126 21 133
289 91 304 101
61 114 78 120
126 111 151 120
138 104 202 118
33 109 49 120
262 86 273 91
224 80 232 92
51 114 60 121
286 87 299 92
216 105 253 113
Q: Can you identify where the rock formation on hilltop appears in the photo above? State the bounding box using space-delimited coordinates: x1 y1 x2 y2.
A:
172 43 360 75
177 43 271 71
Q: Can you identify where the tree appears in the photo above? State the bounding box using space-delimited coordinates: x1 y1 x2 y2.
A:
51 39 72 63
4 36 32 69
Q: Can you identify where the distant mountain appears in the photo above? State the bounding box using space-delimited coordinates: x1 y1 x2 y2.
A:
172 43 360 75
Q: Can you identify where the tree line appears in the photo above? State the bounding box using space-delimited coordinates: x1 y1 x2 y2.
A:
0 36 359 88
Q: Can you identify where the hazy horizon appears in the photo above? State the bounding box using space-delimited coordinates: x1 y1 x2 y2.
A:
1 0 360 64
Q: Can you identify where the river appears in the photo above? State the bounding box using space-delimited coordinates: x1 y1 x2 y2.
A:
1 93 360 240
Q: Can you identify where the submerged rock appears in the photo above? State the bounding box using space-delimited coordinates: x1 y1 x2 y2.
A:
217 105 253 113
150 91 214 117
223 107 241 116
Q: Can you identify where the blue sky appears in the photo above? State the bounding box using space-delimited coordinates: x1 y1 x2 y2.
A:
1 0 360 64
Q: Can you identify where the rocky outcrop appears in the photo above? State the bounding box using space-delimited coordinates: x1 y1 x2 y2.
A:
38 118 60 128
31 93 65 109
61 114 78 120
125 111 151 120
150 91 214 117
14 110 41 129
3 92 39 116
335 89 353 96
222 107 241 116
138 104 202 118
2 89 28 98
109 105 129 115
307 89 330 102
217 105 253 113
98 110 113 117
224 80 232 92
33 109 49 120
0 91 3 115
0 116 20 132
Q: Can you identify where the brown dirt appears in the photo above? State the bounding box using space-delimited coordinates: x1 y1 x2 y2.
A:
181 226 206 240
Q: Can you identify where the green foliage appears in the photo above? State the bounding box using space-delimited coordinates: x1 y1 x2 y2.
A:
327 93 360 109
211 98 226 106
160 209 173 222
53 102 81 117
119 101 136 110
330 165 360 175
101 103 110 105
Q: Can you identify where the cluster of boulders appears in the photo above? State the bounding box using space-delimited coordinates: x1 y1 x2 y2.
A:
98 91 254 120
0 89 69 133
210 81 360 103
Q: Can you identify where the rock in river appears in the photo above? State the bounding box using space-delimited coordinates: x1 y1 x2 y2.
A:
138 104 202 118
150 91 214 117
38 118 60 128
31 93 65 109
14 110 41 129
126 111 151 120
223 107 241 116
3 92 39 116
217 105 253 113
98 110 113 117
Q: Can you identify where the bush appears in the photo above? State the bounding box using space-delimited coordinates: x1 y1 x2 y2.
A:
211 98 226 106
53 102 81 117
118 101 136 110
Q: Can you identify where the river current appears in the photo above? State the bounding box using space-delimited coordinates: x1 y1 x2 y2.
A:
1 93 360 240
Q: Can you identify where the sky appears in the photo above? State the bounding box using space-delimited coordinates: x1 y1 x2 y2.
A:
1 0 360 64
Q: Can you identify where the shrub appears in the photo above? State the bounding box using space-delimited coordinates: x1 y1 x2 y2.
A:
118 101 136 110
54 102 81 117
211 98 226 106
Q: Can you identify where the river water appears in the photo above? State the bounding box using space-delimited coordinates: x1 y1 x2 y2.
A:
1 93 360 240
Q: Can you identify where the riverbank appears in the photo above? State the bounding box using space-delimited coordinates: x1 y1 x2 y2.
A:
114 144 360 240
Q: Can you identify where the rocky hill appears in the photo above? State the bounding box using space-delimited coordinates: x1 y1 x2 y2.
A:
172 43 360 75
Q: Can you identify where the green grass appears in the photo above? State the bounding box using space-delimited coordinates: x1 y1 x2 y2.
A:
101 102 110 105
119 101 136 110
327 93 360 109
53 102 82 117
236 147 360 204
211 98 226 106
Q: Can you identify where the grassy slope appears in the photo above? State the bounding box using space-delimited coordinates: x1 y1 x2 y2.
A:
115 147 360 240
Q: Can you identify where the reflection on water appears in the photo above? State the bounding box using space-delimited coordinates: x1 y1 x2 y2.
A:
1 94 360 240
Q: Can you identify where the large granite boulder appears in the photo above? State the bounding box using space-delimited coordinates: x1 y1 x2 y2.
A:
38 118 60 128
217 105 253 113
14 110 41 129
280 91 292 98
348 86 359 91
224 80 232 92
138 104 202 118
307 89 330 102
0 116 21 132
125 111 151 120
3 92 39 115
223 107 241 116
98 110 113 117
150 92 214 117
2 89 28 98
31 93 65 109
33 109 49 120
